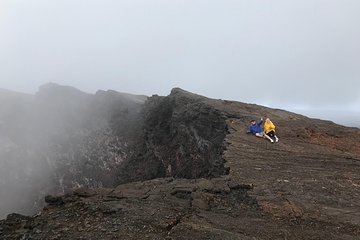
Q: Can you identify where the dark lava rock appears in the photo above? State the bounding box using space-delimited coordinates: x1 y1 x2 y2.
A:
0 178 259 240
1 85 360 240
118 88 230 183
44 195 64 206
0 84 146 218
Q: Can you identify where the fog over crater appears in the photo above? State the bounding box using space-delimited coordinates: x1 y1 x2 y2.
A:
0 0 359 118
0 0 359 219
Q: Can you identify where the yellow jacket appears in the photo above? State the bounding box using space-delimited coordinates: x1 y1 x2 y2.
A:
264 120 276 134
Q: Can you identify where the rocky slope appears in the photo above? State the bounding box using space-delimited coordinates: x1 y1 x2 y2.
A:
0 83 146 217
1 86 360 239
0 85 229 218
117 88 229 183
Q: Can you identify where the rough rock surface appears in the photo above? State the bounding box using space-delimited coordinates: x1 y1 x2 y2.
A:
1 86 360 239
118 88 229 183
0 84 146 217
0 178 259 240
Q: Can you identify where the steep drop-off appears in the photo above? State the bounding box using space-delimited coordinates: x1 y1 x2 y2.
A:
118 88 229 183
0 83 146 218
1 86 360 239
0 85 231 218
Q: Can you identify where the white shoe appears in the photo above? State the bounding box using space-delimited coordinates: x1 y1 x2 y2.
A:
270 139 274 143
275 137 279 142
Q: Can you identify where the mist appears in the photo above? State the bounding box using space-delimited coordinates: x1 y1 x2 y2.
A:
0 83 146 218
0 0 359 111
293 110 359 128
0 0 360 218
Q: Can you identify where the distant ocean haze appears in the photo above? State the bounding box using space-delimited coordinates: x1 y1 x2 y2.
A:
294 109 360 128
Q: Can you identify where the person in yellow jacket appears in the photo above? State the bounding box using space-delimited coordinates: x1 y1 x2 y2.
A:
263 118 279 142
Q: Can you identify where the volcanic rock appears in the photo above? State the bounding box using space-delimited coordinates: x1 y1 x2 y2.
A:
0 86 360 239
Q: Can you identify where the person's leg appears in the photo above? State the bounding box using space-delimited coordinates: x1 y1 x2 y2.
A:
274 135 279 142
263 133 274 143
255 132 274 143
258 132 273 142
267 131 274 138
267 131 278 142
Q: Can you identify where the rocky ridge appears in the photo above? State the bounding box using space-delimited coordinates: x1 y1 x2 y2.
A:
1 85 360 239
118 88 229 183
0 83 146 217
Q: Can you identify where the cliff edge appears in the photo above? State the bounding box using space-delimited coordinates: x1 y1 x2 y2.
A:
0 87 359 239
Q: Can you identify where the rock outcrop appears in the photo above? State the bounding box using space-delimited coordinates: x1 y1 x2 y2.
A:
1 85 360 239
0 83 146 217
117 88 229 183
0 85 231 218
0 178 258 240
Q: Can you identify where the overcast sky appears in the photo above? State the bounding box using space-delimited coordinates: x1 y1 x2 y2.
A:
1 0 360 112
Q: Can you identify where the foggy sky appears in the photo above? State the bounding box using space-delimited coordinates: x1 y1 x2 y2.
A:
1 0 360 112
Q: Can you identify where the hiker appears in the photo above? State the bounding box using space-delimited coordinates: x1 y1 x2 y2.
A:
263 118 279 142
247 118 274 143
